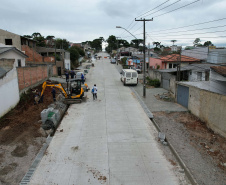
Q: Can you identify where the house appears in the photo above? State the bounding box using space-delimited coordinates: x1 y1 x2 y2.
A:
182 47 208 61
0 29 22 50
170 45 181 52
207 49 226 64
0 29 36 50
0 59 20 117
35 47 70 75
126 58 141 68
160 54 201 69
175 66 226 137
149 57 163 69
0 44 28 67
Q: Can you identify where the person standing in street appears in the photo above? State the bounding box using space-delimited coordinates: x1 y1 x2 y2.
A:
81 73 85 84
65 71 69 82
70 70 75 79
51 87 56 102
92 84 98 100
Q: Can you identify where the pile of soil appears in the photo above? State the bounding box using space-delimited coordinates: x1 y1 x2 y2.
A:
154 112 226 185
0 83 59 184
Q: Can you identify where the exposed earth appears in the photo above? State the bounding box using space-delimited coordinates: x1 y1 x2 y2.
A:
154 111 226 185
0 82 60 185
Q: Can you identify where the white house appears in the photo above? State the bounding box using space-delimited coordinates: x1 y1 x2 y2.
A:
0 44 28 67
0 59 20 117
0 45 28 117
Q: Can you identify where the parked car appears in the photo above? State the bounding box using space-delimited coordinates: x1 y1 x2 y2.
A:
120 69 138 86
111 58 116 64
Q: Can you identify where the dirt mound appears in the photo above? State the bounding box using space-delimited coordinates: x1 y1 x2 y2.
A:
0 82 60 184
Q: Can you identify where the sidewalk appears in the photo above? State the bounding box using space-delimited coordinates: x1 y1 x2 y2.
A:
29 53 181 185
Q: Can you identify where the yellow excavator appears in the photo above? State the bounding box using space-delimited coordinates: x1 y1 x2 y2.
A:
40 79 88 104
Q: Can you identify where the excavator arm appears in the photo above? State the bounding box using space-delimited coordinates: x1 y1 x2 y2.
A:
40 81 68 98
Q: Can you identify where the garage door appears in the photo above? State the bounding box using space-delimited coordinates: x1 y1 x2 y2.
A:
162 79 170 90
177 85 189 108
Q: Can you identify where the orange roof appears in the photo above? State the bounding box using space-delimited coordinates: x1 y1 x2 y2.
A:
160 54 201 62
211 66 226 77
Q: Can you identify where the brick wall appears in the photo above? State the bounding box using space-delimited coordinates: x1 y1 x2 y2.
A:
22 45 54 63
17 66 48 91
17 65 57 91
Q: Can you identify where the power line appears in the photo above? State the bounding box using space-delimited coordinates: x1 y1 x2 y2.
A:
149 25 226 36
154 0 201 18
150 29 226 37
136 0 170 18
141 0 182 18
151 18 226 34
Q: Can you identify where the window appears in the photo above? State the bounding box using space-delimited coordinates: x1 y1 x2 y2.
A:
132 72 137 78
5 39 12 45
18 59 21 67
126 72 131 77
173 64 177 68
169 63 172 68
197 72 202 81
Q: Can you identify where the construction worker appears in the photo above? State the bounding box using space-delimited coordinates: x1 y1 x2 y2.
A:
51 87 56 102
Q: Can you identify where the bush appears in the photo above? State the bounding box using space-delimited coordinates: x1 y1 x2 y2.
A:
146 77 160 87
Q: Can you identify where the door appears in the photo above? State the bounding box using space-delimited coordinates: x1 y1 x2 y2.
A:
162 79 170 90
58 67 61 76
177 85 189 108
131 72 138 84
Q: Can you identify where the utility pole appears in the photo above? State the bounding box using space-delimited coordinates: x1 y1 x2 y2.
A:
135 18 153 97
116 37 120 64
177 49 181 81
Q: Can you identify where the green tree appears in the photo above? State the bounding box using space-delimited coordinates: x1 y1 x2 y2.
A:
171 40 177 45
70 45 85 56
131 39 143 48
55 38 69 50
31 32 46 47
203 41 214 47
68 47 80 66
106 35 117 53
45 35 55 47
152 41 161 48
90 38 103 52
193 38 202 47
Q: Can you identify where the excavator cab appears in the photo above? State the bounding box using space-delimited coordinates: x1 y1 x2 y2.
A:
71 80 82 96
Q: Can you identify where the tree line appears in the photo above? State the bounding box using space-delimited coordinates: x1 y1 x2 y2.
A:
23 33 103 67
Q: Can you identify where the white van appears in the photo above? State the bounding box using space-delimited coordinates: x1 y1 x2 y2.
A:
120 69 138 85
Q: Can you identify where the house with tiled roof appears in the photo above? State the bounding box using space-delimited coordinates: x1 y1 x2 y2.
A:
149 54 201 70
161 54 201 69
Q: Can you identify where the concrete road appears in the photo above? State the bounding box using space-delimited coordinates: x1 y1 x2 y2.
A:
30 52 181 185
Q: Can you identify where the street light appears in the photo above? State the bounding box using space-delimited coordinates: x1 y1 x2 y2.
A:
116 26 138 40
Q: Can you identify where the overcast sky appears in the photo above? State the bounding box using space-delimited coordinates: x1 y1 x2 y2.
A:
1 0 226 48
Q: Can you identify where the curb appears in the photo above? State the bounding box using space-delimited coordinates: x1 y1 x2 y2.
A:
131 87 198 185
152 118 198 185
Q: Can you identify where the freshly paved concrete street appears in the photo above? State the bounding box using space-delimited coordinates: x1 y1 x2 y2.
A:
30 53 180 185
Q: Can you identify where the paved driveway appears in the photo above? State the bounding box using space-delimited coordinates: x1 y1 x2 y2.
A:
30 53 180 185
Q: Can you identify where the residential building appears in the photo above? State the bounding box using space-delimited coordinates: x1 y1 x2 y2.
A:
207 49 226 64
0 44 28 67
0 59 20 117
160 54 201 69
170 45 181 52
182 47 208 61
0 29 36 50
